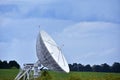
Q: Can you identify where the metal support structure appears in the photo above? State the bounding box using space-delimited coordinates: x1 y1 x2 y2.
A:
14 62 42 80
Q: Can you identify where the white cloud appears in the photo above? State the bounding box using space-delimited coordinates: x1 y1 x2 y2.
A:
0 0 119 22
1 20 120 65
0 38 37 66
82 48 117 59
0 0 120 65
56 22 120 40
0 17 75 66
0 0 59 17
0 0 57 4
54 22 120 64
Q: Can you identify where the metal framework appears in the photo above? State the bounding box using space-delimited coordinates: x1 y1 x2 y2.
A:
14 61 42 80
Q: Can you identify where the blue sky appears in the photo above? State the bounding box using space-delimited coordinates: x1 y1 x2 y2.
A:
0 0 120 66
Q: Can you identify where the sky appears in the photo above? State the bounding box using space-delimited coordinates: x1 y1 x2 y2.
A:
0 0 120 66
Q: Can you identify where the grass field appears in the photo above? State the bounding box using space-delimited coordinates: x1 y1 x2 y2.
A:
0 69 120 80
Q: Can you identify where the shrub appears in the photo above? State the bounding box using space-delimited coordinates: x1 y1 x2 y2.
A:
36 70 52 80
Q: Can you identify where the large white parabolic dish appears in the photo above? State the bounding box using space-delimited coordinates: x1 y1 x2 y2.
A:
36 30 70 73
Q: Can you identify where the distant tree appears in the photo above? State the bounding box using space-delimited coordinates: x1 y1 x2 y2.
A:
2 61 9 69
69 64 73 71
92 65 102 72
69 62 120 72
111 62 120 73
0 60 3 68
9 60 20 69
69 63 84 71
0 60 20 69
78 64 84 71
101 63 111 72
72 63 79 71
84 64 92 71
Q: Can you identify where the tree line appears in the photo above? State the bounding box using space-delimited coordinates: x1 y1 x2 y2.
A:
0 60 20 69
69 62 120 73
0 60 120 73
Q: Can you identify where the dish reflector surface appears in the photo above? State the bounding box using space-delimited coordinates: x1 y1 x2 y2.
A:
36 30 69 73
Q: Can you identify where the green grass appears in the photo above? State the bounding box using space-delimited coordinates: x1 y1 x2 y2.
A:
0 69 120 80
0 69 19 80
49 71 120 80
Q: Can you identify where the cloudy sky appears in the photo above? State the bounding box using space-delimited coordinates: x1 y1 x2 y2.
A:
0 0 120 66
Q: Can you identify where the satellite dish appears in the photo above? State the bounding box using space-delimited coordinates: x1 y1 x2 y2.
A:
15 30 70 80
36 30 70 73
